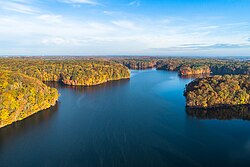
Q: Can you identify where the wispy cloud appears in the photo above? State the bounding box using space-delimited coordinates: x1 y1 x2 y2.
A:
151 43 250 51
111 20 140 30
103 11 113 15
207 43 250 49
103 10 122 16
38 14 63 24
195 25 219 31
0 1 39 14
42 37 66 45
0 0 250 56
60 0 100 5
128 0 141 7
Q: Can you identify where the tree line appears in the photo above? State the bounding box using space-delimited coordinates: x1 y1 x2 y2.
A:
0 58 130 86
112 57 250 76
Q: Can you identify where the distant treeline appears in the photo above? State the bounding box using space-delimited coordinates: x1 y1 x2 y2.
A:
113 57 250 76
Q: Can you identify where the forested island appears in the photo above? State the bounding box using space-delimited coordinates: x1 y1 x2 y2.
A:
184 75 250 108
0 70 59 128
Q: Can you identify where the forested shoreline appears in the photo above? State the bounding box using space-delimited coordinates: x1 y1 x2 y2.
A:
0 58 130 86
112 57 250 76
112 57 250 108
0 70 59 128
0 56 249 128
184 75 250 108
0 58 130 128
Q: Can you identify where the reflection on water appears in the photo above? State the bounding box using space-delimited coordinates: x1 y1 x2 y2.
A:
186 105 250 120
0 103 59 148
45 79 130 94
179 73 210 79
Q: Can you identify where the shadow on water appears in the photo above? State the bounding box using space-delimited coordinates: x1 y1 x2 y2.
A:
0 79 129 143
0 103 59 148
45 79 130 94
186 105 250 120
179 74 210 79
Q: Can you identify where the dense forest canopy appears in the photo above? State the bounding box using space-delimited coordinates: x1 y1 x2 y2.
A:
0 70 59 128
184 75 250 108
112 57 250 76
0 58 130 86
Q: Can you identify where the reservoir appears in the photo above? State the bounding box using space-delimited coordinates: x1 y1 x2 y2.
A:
1 69 250 167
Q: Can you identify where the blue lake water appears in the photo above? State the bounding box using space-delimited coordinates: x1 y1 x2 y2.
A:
1 69 250 167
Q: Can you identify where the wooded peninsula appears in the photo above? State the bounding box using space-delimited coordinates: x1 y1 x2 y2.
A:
0 58 130 86
0 58 130 128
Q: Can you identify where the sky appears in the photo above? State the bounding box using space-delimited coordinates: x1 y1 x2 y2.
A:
0 0 250 56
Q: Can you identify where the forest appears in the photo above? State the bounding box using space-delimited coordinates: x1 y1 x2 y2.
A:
112 57 158 69
0 70 59 128
0 58 130 86
113 57 250 76
184 75 250 108
0 56 249 128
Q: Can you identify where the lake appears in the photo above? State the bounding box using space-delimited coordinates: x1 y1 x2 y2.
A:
1 69 250 167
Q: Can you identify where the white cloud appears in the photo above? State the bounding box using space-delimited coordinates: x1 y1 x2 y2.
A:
111 20 141 30
38 14 63 23
103 11 115 15
128 1 141 7
0 6 249 56
0 14 116 47
42 37 66 45
60 0 100 5
0 1 39 14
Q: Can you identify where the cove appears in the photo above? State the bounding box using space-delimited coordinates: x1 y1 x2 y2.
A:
1 69 250 167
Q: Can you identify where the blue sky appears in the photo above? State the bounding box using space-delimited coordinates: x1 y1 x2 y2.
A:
0 0 250 56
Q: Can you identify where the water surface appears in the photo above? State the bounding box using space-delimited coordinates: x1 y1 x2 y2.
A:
1 69 250 167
